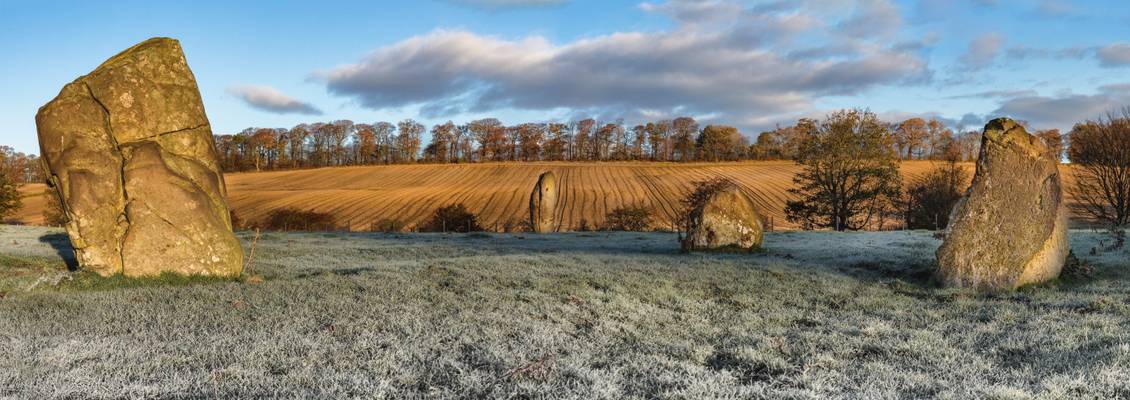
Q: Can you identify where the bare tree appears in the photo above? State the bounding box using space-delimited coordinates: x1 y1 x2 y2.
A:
671 117 698 162
288 124 309 168
543 123 568 161
426 122 456 163
595 122 620 160
572 119 595 161
925 119 952 160
273 128 289 168
516 123 545 161
468 118 505 162
373 122 396 164
251 128 277 170
352 123 377 165
1036 129 1065 162
895 118 928 160
644 122 665 160
396 119 425 163
330 120 354 166
1069 109 1130 227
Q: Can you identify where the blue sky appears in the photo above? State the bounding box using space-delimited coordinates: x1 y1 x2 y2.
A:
2 0 1129 154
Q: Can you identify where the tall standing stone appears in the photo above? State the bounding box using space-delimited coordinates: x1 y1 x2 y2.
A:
936 118 1068 290
36 37 243 277
529 171 558 233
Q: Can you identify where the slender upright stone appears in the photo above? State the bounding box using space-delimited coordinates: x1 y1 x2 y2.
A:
529 171 558 233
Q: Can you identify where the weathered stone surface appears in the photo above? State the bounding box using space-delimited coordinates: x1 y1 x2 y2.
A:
529 171 558 233
681 186 764 251
936 118 1068 290
36 37 243 277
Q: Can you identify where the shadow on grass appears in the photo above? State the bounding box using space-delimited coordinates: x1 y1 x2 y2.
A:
16 233 244 293
293 267 381 279
38 232 77 271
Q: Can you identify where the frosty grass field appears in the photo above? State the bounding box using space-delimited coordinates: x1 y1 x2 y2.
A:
2 225 1130 398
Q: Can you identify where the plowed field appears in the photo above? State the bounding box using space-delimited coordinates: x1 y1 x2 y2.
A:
12 161 1088 231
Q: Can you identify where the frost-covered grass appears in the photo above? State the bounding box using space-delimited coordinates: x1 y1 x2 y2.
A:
1 225 1129 399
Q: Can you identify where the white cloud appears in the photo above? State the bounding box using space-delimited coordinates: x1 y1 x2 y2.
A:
958 32 1005 71
1036 0 1078 17
638 0 744 24
314 0 929 133
990 84 1130 130
837 0 903 38
1097 44 1130 67
944 89 1039 100
227 85 323 115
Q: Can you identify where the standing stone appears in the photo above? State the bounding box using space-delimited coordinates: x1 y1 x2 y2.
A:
681 183 764 251
529 171 558 233
36 37 243 277
936 118 1068 290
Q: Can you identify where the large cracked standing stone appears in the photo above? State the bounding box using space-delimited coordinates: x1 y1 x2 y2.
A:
681 184 764 252
936 118 1068 290
529 171 558 233
36 37 243 277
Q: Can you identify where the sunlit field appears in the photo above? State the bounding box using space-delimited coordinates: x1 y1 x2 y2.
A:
2 225 1128 398
12 161 1095 231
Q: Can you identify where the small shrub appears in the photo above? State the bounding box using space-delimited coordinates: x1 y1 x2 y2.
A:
902 162 967 230
1069 109 1130 227
1062 250 1094 280
259 209 336 231
370 218 405 232
602 205 652 231
501 217 529 233
577 218 591 232
422 204 482 233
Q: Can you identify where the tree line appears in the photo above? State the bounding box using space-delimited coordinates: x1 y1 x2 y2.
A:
754 117 1066 163
214 115 1069 173
213 117 750 172
0 146 41 221
0 146 44 184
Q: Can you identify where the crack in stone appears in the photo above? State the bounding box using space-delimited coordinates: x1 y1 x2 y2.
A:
118 122 210 146
82 81 129 274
